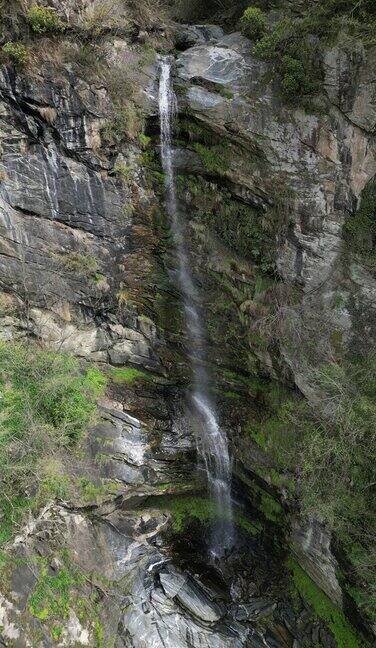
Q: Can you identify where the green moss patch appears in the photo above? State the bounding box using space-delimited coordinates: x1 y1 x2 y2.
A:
29 565 83 622
289 559 366 648
26 553 108 644
149 495 262 536
109 366 154 385
192 142 230 176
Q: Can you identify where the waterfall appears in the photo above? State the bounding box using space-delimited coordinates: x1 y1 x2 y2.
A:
158 57 234 559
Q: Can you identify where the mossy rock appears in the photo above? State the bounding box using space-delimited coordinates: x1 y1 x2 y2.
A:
288 558 368 648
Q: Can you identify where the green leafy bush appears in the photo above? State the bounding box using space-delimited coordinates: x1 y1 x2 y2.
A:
27 5 64 34
102 103 143 144
254 17 292 60
240 7 267 41
3 42 29 66
0 343 106 543
281 55 311 97
251 0 376 101
254 17 322 100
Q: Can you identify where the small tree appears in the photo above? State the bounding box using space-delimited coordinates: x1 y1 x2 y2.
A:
240 7 267 41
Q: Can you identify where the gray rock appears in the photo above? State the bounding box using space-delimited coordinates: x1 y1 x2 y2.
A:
175 24 225 49
291 517 342 606
234 599 276 622
177 44 249 85
160 571 223 623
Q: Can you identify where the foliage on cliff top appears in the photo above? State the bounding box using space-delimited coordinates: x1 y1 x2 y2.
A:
239 1 376 100
0 343 106 545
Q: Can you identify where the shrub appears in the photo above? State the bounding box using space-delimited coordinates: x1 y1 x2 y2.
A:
102 103 143 143
240 7 267 41
253 17 322 100
254 17 292 60
281 55 308 97
3 42 29 66
79 0 124 36
138 133 151 149
27 5 64 34
0 343 107 543
113 161 133 182
58 252 99 277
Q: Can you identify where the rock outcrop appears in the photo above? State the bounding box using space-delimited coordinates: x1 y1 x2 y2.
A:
0 7 374 647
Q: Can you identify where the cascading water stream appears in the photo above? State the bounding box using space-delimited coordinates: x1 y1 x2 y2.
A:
158 57 234 559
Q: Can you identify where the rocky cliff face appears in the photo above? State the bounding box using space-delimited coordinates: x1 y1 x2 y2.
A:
0 4 375 647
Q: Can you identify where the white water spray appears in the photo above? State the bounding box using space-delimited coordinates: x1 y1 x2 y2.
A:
158 57 234 558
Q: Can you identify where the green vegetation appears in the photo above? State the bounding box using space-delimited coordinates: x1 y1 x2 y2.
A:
0 343 106 544
241 477 283 523
157 496 218 532
209 196 276 270
27 551 107 642
3 42 28 66
150 495 262 535
240 349 376 624
78 477 122 503
58 251 99 278
252 14 321 100
178 119 220 147
182 174 284 271
246 385 298 468
192 143 230 176
27 5 64 34
110 366 154 385
298 0 376 44
283 358 376 623
29 565 83 621
239 1 376 101
79 0 123 36
138 133 151 149
0 497 29 545
344 178 376 270
217 86 234 99
102 103 143 144
289 558 365 648
240 6 267 41
113 161 133 182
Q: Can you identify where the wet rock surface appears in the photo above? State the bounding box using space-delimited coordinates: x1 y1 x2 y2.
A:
0 12 373 648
